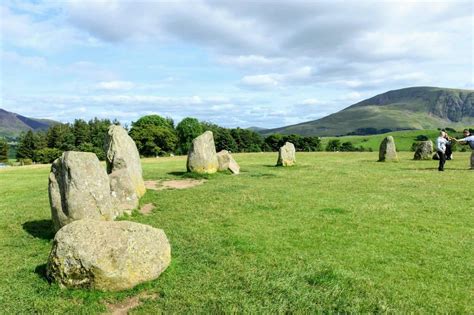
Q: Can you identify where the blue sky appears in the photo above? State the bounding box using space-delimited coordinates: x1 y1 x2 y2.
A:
1 0 473 128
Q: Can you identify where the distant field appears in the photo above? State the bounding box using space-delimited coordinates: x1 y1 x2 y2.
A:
0 152 473 313
322 129 449 151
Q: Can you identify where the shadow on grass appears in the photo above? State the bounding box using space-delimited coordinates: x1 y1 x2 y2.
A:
167 171 213 180
22 220 55 240
35 263 49 281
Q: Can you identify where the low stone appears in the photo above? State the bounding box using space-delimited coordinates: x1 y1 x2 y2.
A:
276 142 296 166
378 136 398 162
414 141 433 160
217 150 240 174
46 219 171 291
186 131 219 174
48 152 115 232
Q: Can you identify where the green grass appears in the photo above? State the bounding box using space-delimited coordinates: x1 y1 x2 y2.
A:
1 152 473 313
322 129 446 151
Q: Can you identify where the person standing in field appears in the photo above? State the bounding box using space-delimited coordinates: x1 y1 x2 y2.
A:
453 129 474 169
436 131 449 171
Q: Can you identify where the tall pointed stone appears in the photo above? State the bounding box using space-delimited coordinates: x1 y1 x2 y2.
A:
105 125 146 214
186 131 218 174
49 151 115 232
378 136 398 162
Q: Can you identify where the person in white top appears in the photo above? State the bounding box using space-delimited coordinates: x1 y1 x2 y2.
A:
453 129 474 170
436 131 449 171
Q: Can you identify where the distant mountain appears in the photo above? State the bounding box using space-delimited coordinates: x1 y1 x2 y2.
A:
0 108 59 138
247 126 268 132
261 87 474 136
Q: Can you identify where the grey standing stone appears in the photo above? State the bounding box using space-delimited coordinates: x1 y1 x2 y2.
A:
186 131 219 174
277 142 296 166
105 125 146 214
47 219 171 291
217 150 240 174
378 136 398 162
414 140 433 160
49 151 115 232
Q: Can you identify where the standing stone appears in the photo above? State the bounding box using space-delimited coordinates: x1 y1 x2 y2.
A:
276 142 296 166
47 219 171 291
49 152 115 232
186 131 219 174
217 150 240 174
414 140 434 160
105 125 146 214
378 136 398 162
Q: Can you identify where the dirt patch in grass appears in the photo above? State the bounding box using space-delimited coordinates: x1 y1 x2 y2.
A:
105 293 157 315
140 203 155 215
145 179 206 190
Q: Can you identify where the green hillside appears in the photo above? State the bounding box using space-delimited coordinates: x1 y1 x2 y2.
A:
321 129 440 152
263 87 474 136
0 109 58 139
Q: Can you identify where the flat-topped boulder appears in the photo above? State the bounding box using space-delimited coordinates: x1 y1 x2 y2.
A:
49 151 115 232
414 140 433 160
186 131 218 174
105 125 146 213
47 219 171 291
276 142 296 166
217 150 240 174
378 136 398 162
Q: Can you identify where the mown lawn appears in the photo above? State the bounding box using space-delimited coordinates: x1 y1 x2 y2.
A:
0 152 473 313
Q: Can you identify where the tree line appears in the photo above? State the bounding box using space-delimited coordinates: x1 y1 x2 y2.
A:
7 115 324 164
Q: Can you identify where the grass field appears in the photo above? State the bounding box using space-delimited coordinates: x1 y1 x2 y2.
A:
0 152 473 313
321 129 445 151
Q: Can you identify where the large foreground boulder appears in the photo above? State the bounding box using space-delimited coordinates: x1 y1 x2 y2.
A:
276 142 296 166
186 131 218 174
47 219 171 291
378 136 398 162
49 152 115 232
217 150 240 174
105 125 146 213
414 141 433 160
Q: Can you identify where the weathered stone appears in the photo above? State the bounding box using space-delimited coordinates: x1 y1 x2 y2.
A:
414 140 433 160
108 169 137 215
217 150 240 174
47 219 171 291
276 142 296 166
378 136 398 162
186 131 218 174
49 152 115 232
105 125 146 213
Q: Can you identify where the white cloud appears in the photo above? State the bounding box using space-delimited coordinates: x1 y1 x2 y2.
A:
96 80 135 90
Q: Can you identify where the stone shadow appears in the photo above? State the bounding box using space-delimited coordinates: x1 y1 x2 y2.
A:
22 219 55 240
34 263 50 282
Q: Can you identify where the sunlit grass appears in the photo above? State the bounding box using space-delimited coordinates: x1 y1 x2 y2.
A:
0 152 473 313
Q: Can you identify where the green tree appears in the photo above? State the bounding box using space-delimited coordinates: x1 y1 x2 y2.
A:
129 125 178 157
326 139 341 152
231 128 263 152
0 138 8 163
265 134 285 151
129 115 177 156
33 148 62 164
73 119 91 147
340 141 356 152
46 124 75 151
16 131 37 159
176 117 203 154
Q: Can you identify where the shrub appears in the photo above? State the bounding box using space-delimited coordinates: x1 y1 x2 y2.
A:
33 148 62 164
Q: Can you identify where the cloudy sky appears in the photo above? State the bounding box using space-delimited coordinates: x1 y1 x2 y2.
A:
1 0 473 128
